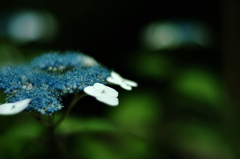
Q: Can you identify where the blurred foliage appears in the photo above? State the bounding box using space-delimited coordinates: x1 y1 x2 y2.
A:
134 52 174 79
0 45 236 159
109 90 162 137
0 0 238 158
0 114 45 159
173 68 223 107
0 43 24 66
165 121 235 158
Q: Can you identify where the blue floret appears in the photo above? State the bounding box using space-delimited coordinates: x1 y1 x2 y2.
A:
31 51 97 72
7 84 63 115
0 51 112 115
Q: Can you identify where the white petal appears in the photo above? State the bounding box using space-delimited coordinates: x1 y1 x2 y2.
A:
111 71 123 82
124 79 138 87
96 94 119 106
83 57 97 66
27 84 33 90
104 86 118 97
110 71 138 89
120 83 132 90
107 77 121 85
84 86 102 97
93 83 106 91
0 99 31 115
0 103 15 111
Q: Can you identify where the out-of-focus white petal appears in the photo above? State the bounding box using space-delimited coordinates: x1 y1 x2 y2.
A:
96 94 119 106
0 99 31 115
83 57 97 66
104 86 118 97
84 86 102 96
26 84 33 90
111 71 123 81
120 83 132 90
0 103 15 111
124 79 138 87
93 83 106 91
107 71 138 90
107 77 121 85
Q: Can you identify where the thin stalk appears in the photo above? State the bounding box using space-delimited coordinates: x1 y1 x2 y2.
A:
54 93 87 128
29 112 53 127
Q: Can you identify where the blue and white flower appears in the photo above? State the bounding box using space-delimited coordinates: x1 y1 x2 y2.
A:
84 83 119 106
0 51 137 115
0 99 31 115
107 71 138 90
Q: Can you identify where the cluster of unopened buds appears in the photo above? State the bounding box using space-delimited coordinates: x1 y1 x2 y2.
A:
0 52 137 115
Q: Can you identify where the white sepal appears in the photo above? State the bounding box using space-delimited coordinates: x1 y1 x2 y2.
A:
96 94 118 106
0 99 31 115
107 71 138 90
84 83 119 106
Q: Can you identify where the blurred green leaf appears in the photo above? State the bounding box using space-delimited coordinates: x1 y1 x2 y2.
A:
80 137 122 159
109 90 162 136
56 116 118 135
134 52 173 79
0 43 24 66
74 130 150 159
56 115 151 159
0 114 44 159
166 121 236 159
173 68 223 107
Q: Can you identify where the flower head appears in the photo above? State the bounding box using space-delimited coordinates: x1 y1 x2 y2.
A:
7 84 64 115
84 83 119 106
0 99 31 115
0 52 112 115
0 51 136 116
107 71 138 90
31 52 97 72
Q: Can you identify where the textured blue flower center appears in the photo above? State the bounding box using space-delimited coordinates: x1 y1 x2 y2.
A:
0 52 111 115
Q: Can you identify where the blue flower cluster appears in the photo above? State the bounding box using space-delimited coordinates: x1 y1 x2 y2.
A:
0 52 111 115
31 52 98 72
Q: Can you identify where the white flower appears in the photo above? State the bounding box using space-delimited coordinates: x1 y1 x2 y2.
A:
84 83 119 106
0 99 31 115
107 71 138 90
82 56 97 66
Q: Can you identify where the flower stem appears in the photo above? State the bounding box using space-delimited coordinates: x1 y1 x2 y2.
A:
29 112 53 127
54 93 87 128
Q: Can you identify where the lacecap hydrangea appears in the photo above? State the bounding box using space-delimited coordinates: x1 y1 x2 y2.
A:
0 52 137 116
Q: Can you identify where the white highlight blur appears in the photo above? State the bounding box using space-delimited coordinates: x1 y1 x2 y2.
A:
107 71 138 91
141 21 213 50
6 11 58 43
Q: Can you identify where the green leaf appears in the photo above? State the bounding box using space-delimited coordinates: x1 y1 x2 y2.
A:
73 130 150 159
0 114 44 159
134 53 173 79
166 122 236 159
56 116 118 135
0 44 24 66
173 68 223 106
109 90 162 136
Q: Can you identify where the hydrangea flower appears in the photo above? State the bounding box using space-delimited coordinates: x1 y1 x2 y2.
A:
107 71 138 90
84 83 119 106
0 51 137 116
31 52 97 72
7 84 64 115
0 99 31 115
